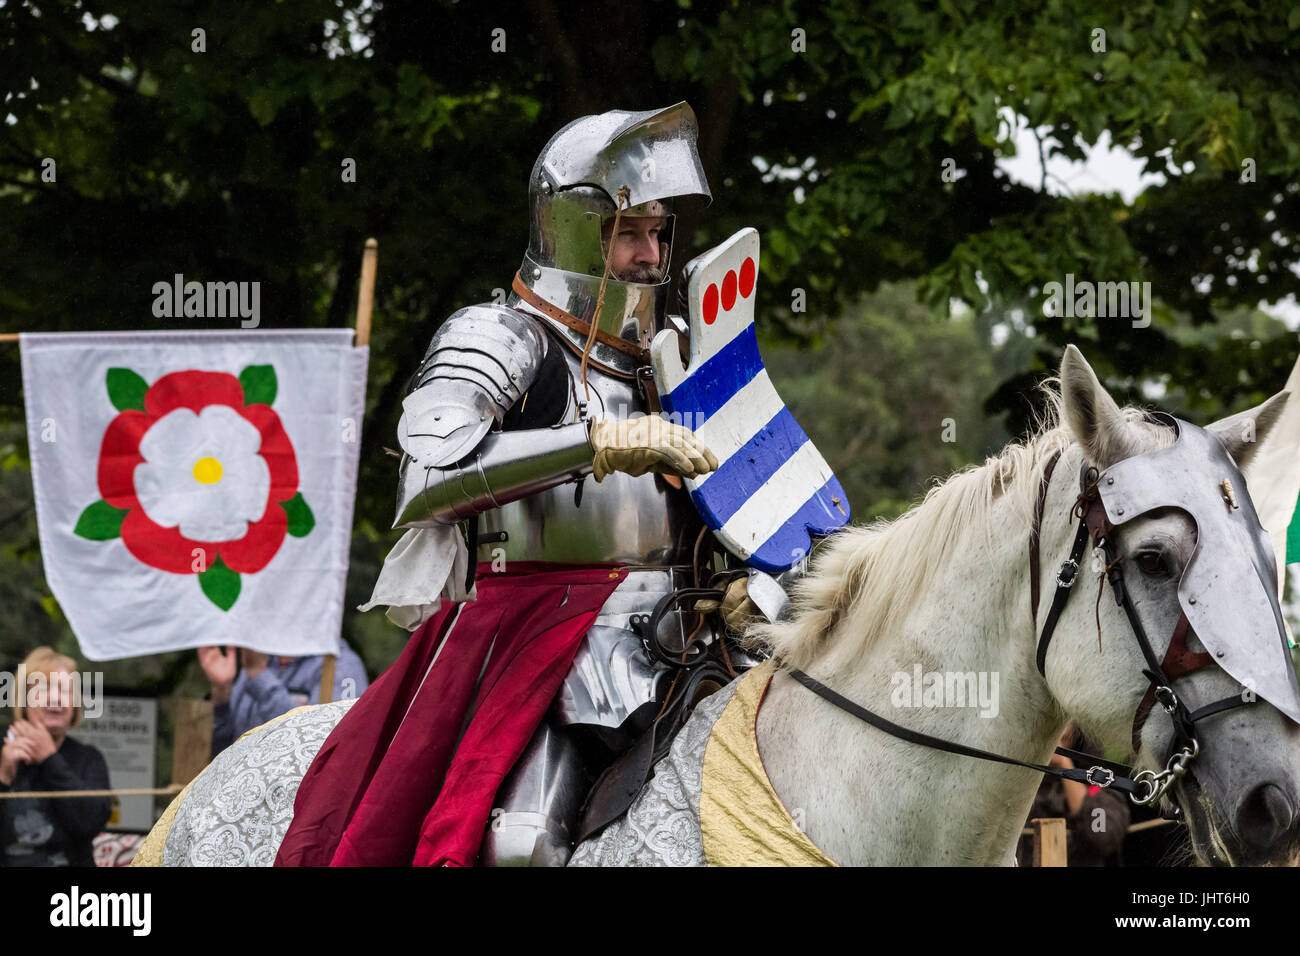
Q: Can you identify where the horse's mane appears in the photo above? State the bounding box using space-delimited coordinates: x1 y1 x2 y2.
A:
748 381 1167 677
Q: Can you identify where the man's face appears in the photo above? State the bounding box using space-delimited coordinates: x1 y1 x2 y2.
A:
601 215 667 284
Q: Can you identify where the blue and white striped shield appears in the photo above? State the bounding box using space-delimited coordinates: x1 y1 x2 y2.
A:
650 228 850 573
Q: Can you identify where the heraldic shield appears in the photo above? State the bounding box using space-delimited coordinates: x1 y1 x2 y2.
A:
650 228 850 573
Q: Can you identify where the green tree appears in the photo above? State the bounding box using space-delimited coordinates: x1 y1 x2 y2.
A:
1 0 1297 689
765 282 1008 522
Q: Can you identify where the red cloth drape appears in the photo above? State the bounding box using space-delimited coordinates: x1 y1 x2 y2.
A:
275 562 627 867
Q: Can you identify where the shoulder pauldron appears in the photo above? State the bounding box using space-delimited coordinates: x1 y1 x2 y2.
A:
400 304 548 467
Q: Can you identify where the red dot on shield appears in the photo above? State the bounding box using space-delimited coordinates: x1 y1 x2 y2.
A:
739 257 756 297
721 270 738 311
703 283 719 324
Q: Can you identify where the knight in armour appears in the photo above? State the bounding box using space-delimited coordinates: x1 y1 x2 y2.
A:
277 103 769 868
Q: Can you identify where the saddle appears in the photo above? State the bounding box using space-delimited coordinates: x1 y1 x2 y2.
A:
575 587 749 845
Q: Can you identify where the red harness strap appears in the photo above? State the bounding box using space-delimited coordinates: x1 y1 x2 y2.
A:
1130 613 1215 753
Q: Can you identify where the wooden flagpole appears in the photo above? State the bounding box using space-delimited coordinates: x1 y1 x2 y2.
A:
355 237 377 349
319 238 378 705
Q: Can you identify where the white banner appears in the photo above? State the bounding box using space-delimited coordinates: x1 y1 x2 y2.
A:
21 330 368 659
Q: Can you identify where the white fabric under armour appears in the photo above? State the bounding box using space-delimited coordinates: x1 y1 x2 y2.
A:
358 526 475 630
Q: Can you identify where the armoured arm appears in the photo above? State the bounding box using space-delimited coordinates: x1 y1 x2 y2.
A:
394 304 718 528
397 420 596 527
394 304 594 528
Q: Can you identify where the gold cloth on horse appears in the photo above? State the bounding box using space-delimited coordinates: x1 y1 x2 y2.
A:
569 661 835 866
700 660 835 866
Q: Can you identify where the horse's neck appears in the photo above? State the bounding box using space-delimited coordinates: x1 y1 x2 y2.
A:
755 489 1067 865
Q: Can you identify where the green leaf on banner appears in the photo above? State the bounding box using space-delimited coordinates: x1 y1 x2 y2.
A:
282 492 315 537
239 365 277 405
73 500 129 540
199 557 241 611
106 368 148 412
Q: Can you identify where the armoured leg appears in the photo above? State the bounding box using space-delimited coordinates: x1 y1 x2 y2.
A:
479 719 589 867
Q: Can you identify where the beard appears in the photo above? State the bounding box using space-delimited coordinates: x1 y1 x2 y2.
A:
616 263 666 284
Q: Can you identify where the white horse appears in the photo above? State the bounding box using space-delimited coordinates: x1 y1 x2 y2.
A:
139 346 1300 866
571 345 1299 866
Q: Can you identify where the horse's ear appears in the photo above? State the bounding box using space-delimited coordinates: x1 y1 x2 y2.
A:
1206 391 1289 469
1059 345 1137 468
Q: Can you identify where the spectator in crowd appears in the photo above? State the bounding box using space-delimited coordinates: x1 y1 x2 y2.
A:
1017 722 1131 866
199 642 369 755
0 647 111 866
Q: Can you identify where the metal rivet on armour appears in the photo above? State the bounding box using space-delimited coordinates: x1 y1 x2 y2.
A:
533 268 542 279
1107 477 1114 485
1117 507 1124 515
1189 597 1196 604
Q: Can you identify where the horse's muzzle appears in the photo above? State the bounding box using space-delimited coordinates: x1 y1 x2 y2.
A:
1234 781 1298 862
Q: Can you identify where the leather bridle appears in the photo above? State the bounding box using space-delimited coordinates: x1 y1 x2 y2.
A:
783 424 1260 812
1029 437 1254 807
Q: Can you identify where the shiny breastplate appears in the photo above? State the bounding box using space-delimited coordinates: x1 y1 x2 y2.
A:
475 340 702 566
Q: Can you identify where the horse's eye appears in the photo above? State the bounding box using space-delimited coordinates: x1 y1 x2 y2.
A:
1135 550 1169 577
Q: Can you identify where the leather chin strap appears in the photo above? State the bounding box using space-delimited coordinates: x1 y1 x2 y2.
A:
511 271 651 365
